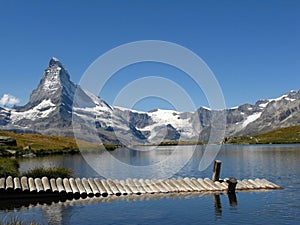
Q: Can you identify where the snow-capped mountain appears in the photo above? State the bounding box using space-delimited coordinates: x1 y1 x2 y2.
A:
0 58 299 144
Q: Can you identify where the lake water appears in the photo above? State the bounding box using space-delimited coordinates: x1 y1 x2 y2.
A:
1 144 300 225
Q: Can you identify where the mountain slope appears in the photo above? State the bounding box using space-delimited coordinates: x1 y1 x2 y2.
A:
0 58 299 144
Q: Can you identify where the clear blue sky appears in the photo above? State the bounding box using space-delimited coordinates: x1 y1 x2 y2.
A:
0 0 299 111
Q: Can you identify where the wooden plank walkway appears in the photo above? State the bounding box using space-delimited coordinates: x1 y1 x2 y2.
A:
0 176 282 200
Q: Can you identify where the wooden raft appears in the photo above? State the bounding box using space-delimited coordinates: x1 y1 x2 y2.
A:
0 176 281 199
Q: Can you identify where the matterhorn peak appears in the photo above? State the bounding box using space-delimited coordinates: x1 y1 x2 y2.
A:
49 57 64 68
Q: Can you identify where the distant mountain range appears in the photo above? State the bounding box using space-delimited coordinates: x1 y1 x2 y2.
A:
1 57 299 144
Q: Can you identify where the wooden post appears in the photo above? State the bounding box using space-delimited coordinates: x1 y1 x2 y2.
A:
212 160 222 181
227 177 237 194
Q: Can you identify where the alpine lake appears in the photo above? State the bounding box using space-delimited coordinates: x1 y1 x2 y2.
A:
1 144 299 225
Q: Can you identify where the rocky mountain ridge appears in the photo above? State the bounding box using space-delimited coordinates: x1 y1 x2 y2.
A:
0 58 299 144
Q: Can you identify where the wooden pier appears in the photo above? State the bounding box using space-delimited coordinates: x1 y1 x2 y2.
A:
0 160 282 202
0 175 281 200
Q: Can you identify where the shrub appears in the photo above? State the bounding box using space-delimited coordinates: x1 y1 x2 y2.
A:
22 167 72 178
0 158 19 177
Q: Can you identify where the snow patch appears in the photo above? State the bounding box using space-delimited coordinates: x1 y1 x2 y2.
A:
259 102 269 108
242 112 262 128
10 99 56 121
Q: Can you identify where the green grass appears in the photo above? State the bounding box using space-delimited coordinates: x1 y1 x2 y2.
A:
0 158 19 177
22 167 72 179
0 130 117 157
0 158 72 178
224 126 300 144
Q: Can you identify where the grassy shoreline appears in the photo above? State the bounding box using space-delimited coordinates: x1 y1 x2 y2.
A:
0 126 299 158
0 130 118 157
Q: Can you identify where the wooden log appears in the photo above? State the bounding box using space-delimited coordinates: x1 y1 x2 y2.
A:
132 179 146 194
151 179 168 193
63 178 73 196
100 179 114 195
184 178 200 191
204 178 220 191
170 178 187 192
242 179 255 189
50 178 59 194
144 179 160 193
28 177 37 193
236 180 243 190
177 177 193 191
75 178 87 198
13 177 21 192
190 178 206 191
105 179 120 196
56 178 66 195
126 178 140 195
5 176 13 191
139 179 154 194
94 178 109 197
113 179 127 195
69 178 80 197
20 177 29 193
197 178 213 191
0 178 5 192
214 181 227 191
212 160 222 181
247 179 262 189
41 177 51 193
88 178 100 197
164 179 179 192
238 180 251 189
256 178 278 189
82 178 94 197
158 179 174 192
119 180 133 195
34 178 44 193
261 179 282 189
